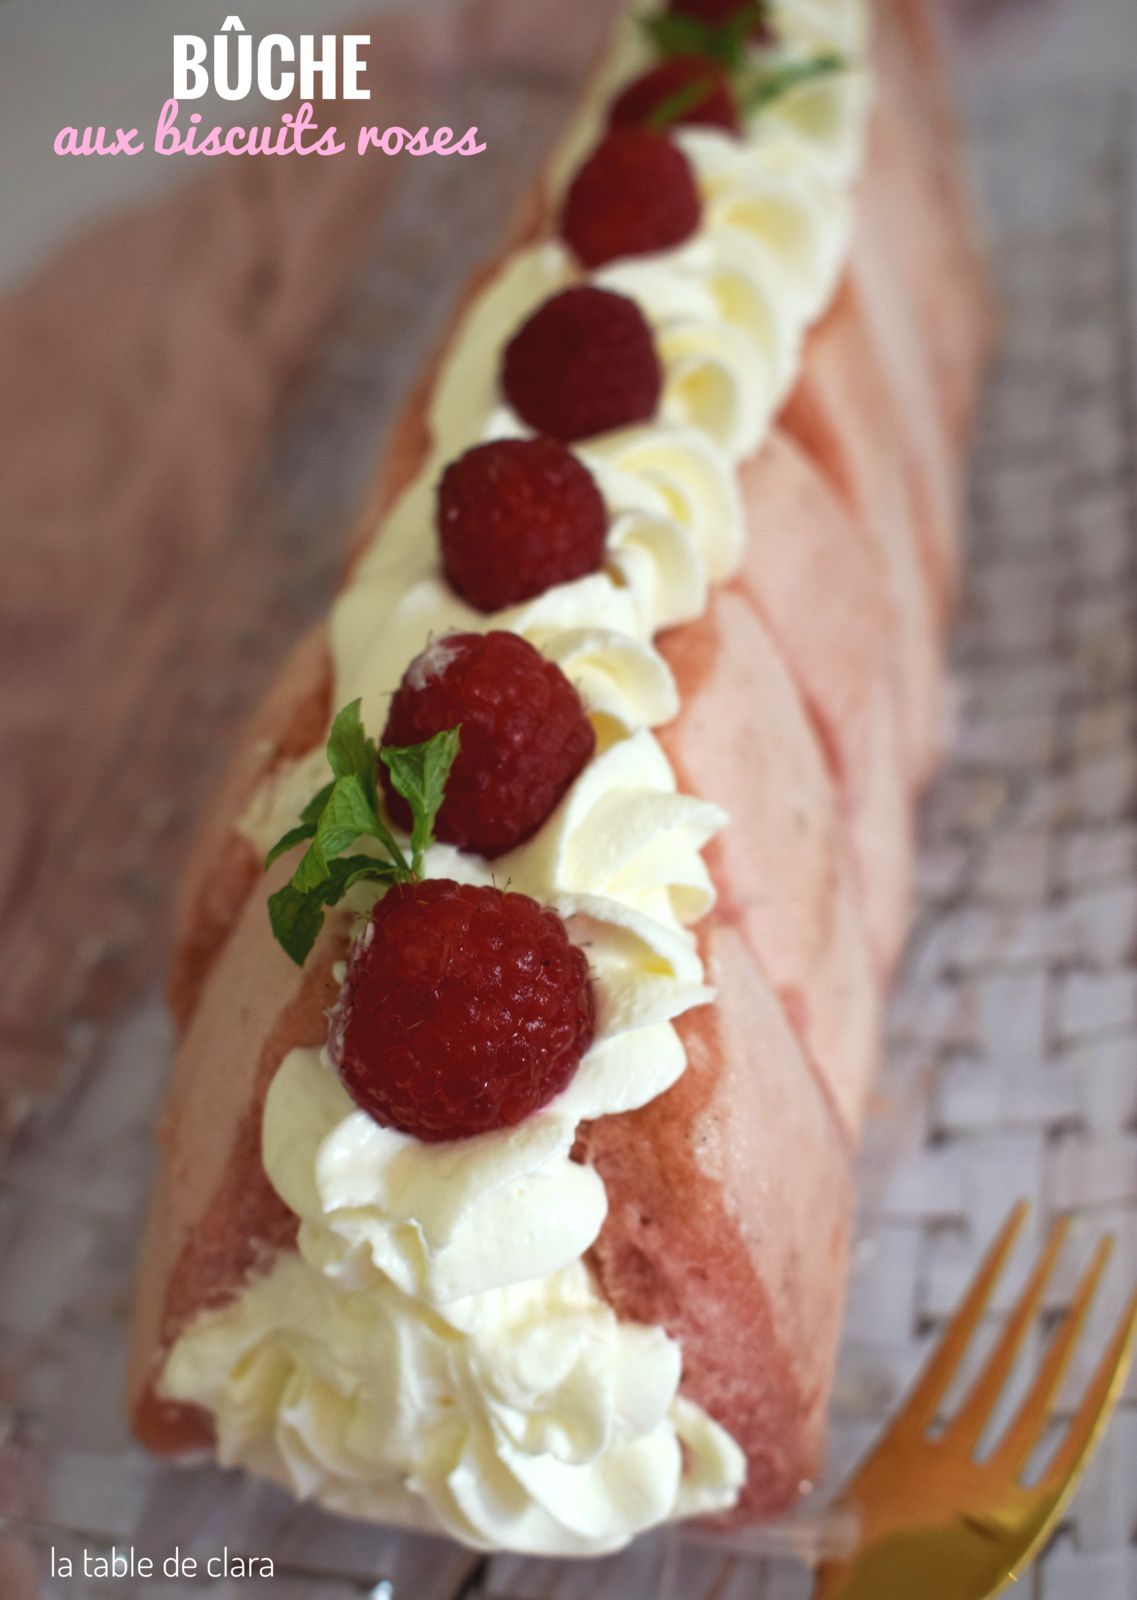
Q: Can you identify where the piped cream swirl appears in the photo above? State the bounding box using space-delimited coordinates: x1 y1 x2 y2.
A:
163 1252 746 1555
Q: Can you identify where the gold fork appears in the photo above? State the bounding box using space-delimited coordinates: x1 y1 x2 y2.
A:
813 1203 1137 1600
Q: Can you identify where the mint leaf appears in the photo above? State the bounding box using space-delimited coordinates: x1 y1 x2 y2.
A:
644 75 714 131
268 881 330 967
329 854 403 896
268 854 401 966
640 1 768 70
264 823 317 871
263 779 335 871
262 703 462 966
741 51 844 113
291 773 408 893
721 0 770 54
315 852 402 900
380 727 461 876
641 12 727 61
300 780 335 826
326 698 379 806
316 774 389 862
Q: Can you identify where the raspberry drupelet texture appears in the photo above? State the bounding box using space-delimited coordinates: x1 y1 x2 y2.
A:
438 437 608 613
608 54 741 136
331 879 596 1142
501 286 662 443
380 631 596 858
561 129 702 269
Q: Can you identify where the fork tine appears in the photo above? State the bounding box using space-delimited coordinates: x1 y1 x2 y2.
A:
946 1215 1070 1453
987 1235 1113 1478
891 1201 1029 1438
1035 1283 1137 1493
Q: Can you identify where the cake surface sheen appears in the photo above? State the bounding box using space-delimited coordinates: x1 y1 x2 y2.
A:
129 0 992 1558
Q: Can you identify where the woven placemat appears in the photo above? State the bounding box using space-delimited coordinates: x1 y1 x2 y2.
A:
0 75 1133 1600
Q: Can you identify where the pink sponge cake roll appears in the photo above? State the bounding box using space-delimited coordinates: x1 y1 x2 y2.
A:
658 587 880 1135
130 0 990 1556
731 430 913 976
872 0 994 447
781 285 947 788
581 917 854 1522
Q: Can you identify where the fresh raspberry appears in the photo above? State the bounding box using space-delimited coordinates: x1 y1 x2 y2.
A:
561 129 701 269
501 286 662 443
667 0 773 41
608 55 741 136
438 437 608 612
331 879 595 1142
381 631 595 858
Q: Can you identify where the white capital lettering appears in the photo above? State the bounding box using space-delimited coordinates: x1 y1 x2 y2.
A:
341 36 370 99
257 35 295 99
172 37 208 99
298 34 337 99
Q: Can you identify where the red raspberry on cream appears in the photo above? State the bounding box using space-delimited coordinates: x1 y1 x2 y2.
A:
561 129 702 269
438 437 608 612
330 879 595 1142
608 55 741 136
380 631 595 859
501 286 662 443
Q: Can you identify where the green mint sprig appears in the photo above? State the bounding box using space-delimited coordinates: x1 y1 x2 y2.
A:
644 76 716 132
637 3 846 130
640 2 770 72
264 698 460 966
740 50 845 113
